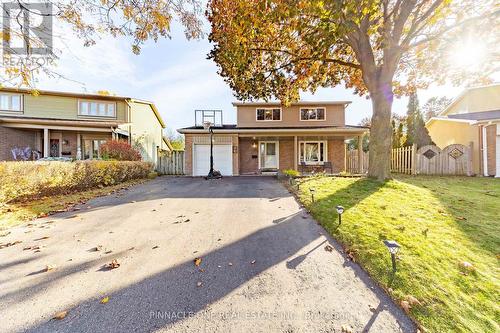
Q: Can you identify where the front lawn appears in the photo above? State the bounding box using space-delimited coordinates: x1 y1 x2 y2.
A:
297 175 499 333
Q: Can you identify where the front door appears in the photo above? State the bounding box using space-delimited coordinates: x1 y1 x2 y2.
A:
50 139 60 157
259 141 279 169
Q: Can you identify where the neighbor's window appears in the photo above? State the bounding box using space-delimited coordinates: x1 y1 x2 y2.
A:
256 108 281 121
300 108 325 120
83 139 107 159
299 141 326 164
79 100 116 117
0 93 22 112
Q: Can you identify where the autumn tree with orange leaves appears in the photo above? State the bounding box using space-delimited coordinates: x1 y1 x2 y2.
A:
207 0 499 180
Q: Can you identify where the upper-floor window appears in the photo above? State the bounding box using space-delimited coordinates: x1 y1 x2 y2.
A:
0 93 22 112
300 108 325 121
79 100 116 117
256 108 281 121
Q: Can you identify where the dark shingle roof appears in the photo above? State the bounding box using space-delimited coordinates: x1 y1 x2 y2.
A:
448 110 500 121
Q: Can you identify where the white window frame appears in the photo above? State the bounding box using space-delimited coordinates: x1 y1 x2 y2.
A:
299 141 328 165
256 108 282 121
258 141 280 169
300 107 326 121
78 99 117 118
0 93 23 112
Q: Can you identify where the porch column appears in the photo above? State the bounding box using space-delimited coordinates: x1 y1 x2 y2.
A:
43 128 49 158
482 126 488 176
76 133 82 160
357 135 363 173
294 136 298 171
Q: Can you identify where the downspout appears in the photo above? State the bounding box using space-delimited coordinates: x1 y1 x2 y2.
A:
482 125 488 176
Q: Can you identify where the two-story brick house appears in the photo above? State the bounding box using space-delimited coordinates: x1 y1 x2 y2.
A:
178 101 368 176
0 88 170 165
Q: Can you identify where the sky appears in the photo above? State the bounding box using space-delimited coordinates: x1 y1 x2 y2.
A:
34 17 469 134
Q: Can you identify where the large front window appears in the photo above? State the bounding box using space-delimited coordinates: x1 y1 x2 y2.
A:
256 108 281 121
79 100 116 117
300 108 325 120
0 93 22 112
83 139 107 159
299 141 327 164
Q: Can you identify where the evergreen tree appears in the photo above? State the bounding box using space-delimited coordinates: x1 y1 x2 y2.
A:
404 92 434 148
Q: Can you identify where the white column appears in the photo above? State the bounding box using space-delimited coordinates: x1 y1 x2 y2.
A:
76 133 82 160
496 124 500 177
43 128 49 158
482 126 488 176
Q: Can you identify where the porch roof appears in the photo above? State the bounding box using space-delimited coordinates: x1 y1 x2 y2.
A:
178 124 368 135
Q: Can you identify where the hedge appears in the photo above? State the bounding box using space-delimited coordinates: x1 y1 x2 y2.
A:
0 160 153 204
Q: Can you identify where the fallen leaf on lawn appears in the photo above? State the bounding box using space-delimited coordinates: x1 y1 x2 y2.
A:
105 250 113 254
53 310 68 320
93 245 103 252
128 247 135 251
176 215 184 218
458 261 475 273
406 295 422 306
456 216 467 221
197 281 202 287
106 259 120 269
184 219 190 223
23 245 40 251
400 300 411 313
0 231 11 237
100 297 109 304
46 264 57 271
324 245 333 252
194 258 202 267
152 245 159 249
250 260 256 264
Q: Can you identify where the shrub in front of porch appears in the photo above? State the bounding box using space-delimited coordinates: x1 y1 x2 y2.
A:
100 140 142 161
0 160 153 203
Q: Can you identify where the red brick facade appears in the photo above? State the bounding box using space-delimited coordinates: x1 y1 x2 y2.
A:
184 133 347 176
0 126 38 161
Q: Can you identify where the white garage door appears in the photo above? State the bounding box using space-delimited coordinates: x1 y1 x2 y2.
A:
193 144 233 176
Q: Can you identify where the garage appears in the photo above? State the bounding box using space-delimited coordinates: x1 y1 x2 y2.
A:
193 144 233 176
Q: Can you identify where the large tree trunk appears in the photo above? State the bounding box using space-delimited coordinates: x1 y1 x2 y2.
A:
368 83 394 181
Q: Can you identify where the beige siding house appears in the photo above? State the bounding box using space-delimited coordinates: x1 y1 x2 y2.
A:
0 88 169 166
178 101 368 176
426 84 500 177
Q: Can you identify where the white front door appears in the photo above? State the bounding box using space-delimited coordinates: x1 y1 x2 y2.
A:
193 144 233 176
259 141 279 169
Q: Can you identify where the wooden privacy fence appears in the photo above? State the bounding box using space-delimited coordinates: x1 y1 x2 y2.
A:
416 143 472 176
346 149 369 174
391 144 417 175
347 143 472 176
157 150 185 175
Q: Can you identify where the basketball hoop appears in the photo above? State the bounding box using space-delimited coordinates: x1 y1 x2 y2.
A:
203 121 213 130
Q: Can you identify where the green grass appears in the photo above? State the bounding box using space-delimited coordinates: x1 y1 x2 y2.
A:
297 175 499 332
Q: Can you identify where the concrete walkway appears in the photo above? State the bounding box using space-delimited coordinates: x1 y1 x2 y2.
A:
0 177 415 333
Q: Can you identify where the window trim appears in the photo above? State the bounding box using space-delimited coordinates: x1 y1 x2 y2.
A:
0 93 24 113
78 99 117 119
299 107 326 121
255 107 282 122
299 140 328 165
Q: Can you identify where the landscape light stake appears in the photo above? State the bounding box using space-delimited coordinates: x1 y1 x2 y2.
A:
383 240 401 272
309 187 315 202
336 205 344 227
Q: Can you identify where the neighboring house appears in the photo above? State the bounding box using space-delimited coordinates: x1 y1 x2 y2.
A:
426 84 500 177
178 102 368 176
0 88 169 165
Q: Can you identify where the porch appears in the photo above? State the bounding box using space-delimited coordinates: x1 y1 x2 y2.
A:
0 116 128 161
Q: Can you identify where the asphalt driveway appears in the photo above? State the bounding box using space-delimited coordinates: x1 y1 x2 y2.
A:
0 177 415 333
